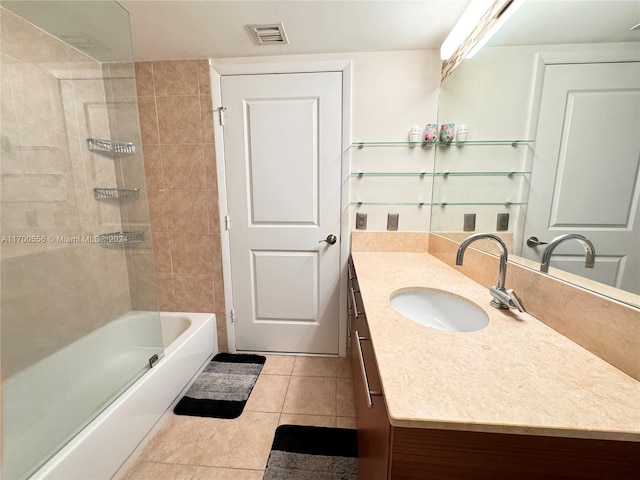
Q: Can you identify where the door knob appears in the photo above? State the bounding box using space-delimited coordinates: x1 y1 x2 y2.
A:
319 234 337 245
526 236 549 248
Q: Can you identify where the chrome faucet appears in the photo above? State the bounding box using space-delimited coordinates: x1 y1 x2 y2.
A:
456 233 525 312
540 233 596 274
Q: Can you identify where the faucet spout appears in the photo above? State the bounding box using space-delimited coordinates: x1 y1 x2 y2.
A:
456 233 523 312
456 233 508 290
540 234 596 274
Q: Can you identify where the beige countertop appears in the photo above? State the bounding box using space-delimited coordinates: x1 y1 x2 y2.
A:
351 251 640 442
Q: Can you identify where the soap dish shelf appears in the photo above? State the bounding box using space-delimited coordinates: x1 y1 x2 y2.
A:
93 188 139 201
87 138 136 156
99 231 144 247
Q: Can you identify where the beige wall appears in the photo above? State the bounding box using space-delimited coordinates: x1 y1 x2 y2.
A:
133 59 228 351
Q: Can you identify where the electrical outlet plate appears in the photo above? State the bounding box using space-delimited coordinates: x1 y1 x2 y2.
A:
356 212 367 230
463 213 476 232
387 213 399 231
497 213 509 231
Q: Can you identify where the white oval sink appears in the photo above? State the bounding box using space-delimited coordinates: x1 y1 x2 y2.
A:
390 288 489 332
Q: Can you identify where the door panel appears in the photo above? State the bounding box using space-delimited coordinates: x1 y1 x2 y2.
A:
524 62 640 293
222 72 342 354
253 251 318 322
247 97 319 224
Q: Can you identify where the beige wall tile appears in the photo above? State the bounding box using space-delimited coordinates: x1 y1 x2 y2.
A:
174 273 214 312
170 232 214 274
203 143 217 190
163 189 210 234
141 144 164 190
152 231 172 274
135 59 223 339
161 144 206 190
134 61 155 97
206 189 221 234
200 94 215 143
156 95 203 144
146 188 168 232
215 310 229 352
156 272 176 312
137 96 159 144
196 59 211 94
153 60 199 96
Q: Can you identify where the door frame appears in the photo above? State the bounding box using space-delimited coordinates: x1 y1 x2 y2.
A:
209 59 352 355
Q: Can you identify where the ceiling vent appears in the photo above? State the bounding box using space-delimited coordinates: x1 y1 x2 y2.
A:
247 23 289 45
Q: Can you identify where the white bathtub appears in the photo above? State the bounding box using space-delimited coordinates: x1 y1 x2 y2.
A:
20 312 216 480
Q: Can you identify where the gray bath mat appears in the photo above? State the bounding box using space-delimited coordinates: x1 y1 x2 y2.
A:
173 353 265 419
263 425 358 480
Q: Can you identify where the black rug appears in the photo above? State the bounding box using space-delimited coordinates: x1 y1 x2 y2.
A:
173 352 266 419
263 425 358 480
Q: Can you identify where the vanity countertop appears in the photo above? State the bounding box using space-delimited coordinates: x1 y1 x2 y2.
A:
351 251 640 442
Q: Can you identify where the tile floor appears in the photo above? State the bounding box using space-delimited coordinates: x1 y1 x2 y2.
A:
121 355 355 480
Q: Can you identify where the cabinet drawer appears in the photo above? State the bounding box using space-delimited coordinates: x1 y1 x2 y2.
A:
351 330 389 480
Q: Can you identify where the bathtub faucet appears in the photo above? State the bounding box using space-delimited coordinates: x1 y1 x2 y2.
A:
540 233 596 274
456 233 525 313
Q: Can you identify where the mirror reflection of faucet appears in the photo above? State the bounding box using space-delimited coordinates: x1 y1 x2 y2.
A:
455 233 525 313
539 234 596 274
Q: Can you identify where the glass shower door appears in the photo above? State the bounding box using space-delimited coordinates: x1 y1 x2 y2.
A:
0 2 163 478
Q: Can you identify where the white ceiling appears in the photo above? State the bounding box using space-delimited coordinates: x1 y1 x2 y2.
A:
3 1 637 63
490 0 640 47
118 0 472 61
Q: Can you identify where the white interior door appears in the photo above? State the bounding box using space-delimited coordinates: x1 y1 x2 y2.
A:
221 72 342 354
523 62 640 293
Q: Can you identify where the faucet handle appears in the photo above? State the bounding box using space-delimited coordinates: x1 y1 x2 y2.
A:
489 286 526 313
506 289 525 313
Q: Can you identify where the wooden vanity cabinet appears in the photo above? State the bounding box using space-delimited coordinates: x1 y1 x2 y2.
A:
348 256 391 480
348 256 640 480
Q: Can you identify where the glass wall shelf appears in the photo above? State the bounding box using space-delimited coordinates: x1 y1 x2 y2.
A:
349 201 527 206
350 171 530 177
351 172 433 177
432 201 527 206
435 171 531 177
351 140 533 148
351 201 432 206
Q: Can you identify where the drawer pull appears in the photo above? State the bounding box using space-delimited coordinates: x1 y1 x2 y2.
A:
350 287 360 318
355 331 382 408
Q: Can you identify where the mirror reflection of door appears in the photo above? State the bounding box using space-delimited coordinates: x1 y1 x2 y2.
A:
523 62 640 295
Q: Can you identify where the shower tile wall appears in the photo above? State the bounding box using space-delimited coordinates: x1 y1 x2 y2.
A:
0 8 133 376
134 60 228 350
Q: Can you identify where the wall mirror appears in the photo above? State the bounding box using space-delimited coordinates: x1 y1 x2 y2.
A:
434 0 640 308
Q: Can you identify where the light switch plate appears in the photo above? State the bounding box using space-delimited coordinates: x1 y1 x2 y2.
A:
387 213 399 231
497 213 509 231
356 212 367 230
463 213 476 232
